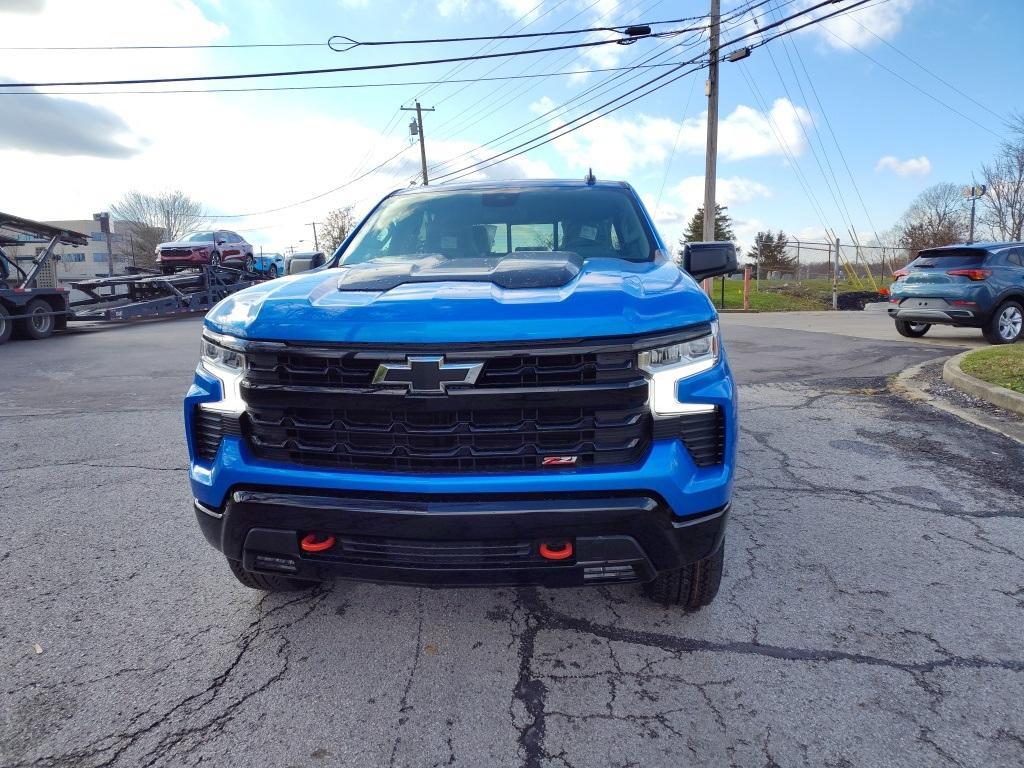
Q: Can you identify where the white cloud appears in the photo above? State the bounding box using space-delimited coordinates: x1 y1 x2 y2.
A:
338 0 371 7
875 155 931 177
645 177 772 251
805 0 915 50
535 97 811 177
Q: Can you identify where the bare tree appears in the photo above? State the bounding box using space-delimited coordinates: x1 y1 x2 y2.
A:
894 182 969 257
111 190 207 267
980 113 1024 242
320 206 357 255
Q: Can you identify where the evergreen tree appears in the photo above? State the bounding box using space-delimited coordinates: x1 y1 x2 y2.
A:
679 204 736 246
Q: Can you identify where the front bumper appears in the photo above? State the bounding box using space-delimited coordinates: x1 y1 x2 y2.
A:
195 490 728 586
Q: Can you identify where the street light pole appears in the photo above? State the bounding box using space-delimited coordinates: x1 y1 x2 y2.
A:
308 222 319 251
963 184 986 243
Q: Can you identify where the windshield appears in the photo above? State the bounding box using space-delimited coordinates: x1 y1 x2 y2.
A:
340 187 657 265
187 232 215 243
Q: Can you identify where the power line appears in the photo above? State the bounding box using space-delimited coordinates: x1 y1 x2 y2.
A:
0 62 687 97
326 15 710 51
430 0 872 183
821 26 1004 139
0 28 692 89
846 15 1004 123
426 0 774 175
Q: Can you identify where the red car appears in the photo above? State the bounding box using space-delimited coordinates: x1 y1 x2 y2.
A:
156 230 253 274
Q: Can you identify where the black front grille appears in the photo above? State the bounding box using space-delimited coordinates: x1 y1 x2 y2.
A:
160 248 194 258
245 401 649 472
309 535 556 569
193 408 242 461
245 348 637 389
653 408 725 467
237 339 676 473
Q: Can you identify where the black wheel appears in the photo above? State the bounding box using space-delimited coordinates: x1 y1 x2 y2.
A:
244 254 255 272
982 301 1023 345
268 264 278 278
895 319 931 338
226 558 312 592
642 544 724 611
0 305 12 345
209 251 221 267
17 298 55 340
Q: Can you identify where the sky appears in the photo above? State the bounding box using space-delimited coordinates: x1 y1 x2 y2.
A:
0 0 1019 258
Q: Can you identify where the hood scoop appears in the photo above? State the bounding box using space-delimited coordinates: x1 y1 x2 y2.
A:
337 252 583 291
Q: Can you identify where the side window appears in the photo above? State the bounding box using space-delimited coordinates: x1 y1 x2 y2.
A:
228 232 242 242
1007 249 1024 267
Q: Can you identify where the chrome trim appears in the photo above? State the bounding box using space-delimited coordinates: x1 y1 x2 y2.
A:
194 499 223 519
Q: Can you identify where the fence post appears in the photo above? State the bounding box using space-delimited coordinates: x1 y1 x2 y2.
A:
743 267 751 311
832 236 840 310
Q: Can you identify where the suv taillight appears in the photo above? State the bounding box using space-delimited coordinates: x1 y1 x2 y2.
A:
946 268 991 281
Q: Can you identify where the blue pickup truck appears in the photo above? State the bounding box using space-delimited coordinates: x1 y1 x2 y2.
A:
184 179 738 610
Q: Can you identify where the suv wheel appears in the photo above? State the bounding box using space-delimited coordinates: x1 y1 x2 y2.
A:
642 544 724 611
18 298 55 340
0 305 12 345
983 300 1023 345
268 264 278 278
209 251 221 267
895 319 931 338
226 558 313 592
244 254 255 272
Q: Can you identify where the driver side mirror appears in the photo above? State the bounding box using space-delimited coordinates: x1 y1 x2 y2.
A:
216 239 227 245
681 242 737 281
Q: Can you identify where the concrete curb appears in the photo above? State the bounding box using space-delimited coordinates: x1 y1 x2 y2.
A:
891 357 1024 445
943 350 1024 417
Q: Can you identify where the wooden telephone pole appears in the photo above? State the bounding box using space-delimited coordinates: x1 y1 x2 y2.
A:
401 101 435 185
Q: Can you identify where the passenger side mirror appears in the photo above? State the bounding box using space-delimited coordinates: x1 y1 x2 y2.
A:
681 242 737 281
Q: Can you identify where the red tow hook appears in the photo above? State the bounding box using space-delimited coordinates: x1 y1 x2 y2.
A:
300 533 336 553
538 540 574 561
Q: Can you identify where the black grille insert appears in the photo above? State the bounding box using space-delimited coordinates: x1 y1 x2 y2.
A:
245 348 637 389
245 402 649 472
308 535 564 569
193 408 242 461
668 408 726 467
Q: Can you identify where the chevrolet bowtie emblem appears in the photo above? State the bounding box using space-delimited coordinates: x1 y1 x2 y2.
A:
372 356 483 393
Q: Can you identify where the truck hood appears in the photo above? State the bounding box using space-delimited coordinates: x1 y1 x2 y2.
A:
205 256 715 344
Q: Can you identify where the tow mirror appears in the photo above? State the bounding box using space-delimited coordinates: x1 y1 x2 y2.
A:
681 241 737 281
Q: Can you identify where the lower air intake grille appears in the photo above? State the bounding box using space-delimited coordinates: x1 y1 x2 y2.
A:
193 408 242 461
310 536 561 569
654 407 726 467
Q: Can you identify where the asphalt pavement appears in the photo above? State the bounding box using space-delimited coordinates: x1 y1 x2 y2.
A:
1 315 1022 768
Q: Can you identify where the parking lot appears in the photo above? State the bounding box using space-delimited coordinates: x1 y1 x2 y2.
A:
2 316 1022 768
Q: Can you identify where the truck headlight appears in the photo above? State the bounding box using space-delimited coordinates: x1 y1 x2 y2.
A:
639 322 720 416
198 331 246 413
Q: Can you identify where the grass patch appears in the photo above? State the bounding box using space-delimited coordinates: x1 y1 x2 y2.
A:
960 345 1024 394
705 277 892 312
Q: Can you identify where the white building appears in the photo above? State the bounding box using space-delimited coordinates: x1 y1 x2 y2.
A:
2 218 130 287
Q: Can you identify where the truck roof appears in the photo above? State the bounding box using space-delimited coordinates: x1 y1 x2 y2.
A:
391 178 631 197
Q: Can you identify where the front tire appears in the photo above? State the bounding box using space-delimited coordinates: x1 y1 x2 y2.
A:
226 558 312 592
244 254 255 273
895 319 931 338
268 264 278 278
642 544 724 611
209 251 221 267
983 301 1023 344
18 298 55 340
0 305 12 345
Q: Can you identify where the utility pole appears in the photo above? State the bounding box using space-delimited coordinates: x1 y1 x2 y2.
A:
832 236 840 310
402 101 435 185
308 222 319 251
702 0 720 244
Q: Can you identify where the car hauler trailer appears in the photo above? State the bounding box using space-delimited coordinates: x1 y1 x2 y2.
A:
0 212 89 345
0 211 267 346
